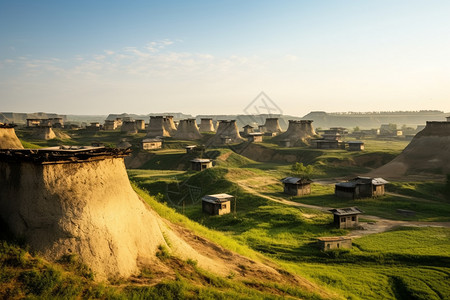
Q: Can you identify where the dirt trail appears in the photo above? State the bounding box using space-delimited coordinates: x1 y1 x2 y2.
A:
235 180 450 238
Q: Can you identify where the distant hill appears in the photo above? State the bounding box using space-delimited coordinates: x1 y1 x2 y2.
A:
0 112 65 124
3 110 448 130
302 110 448 129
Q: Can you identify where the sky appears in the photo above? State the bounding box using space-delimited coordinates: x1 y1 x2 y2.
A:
0 0 449 116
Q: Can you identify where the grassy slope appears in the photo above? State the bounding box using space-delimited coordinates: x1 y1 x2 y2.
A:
0 190 328 300
130 166 450 300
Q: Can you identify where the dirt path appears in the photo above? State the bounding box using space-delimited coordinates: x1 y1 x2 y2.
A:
235 180 450 238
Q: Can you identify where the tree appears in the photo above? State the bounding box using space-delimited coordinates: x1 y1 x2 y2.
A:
291 162 314 178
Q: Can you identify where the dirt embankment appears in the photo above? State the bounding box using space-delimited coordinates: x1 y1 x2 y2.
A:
0 127 24 149
0 155 334 298
370 122 450 178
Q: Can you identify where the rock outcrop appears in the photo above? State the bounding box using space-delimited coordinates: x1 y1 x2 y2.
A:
199 118 215 132
0 125 24 149
263 118 282 134
208 120 244 145
370 121 450 177
173 119 202 140
147 116 177 137
31 126 56 140
0 148 225 280
273 120 316 146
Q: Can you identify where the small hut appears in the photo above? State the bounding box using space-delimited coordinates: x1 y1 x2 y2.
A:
202 194 233 215
247 132 263 143
279 139 291 147
314 139 341 149
190 158 212 171
329 207 363 229
335 177 388 199
185 145 197 153
317 237 352 251
281 177 312 196
243 125 254 136
141 138 162 150
347 141 365 151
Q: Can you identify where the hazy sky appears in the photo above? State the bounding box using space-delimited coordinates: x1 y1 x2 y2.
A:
1 0 449 116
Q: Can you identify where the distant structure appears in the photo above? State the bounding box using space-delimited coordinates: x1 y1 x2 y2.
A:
263 118 282 134
202 194 233 215
446 116 450 122
347 141 365 151
190 158 213 171
317 237 352 251
86 122 101 131
312 127 346 149
26 118 64 128
104 120 118 131
135 120 145 130
243 125 254 136
281 177 312 196
273 120 316 147
121 120 138 134
335 177 388 199
141 138 162 150
329 207 363 229
321 127 347 140
199 118 215 132
209 120 244 145
185 145 197 153
247 132 263 143
173 119 203 140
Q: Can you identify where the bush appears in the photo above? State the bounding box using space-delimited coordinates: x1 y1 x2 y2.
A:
291 162 314 178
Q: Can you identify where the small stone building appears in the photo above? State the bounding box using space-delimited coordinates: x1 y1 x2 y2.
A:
329 207 363 229
141 138 162 150
104 120 118 131
247 132 263 143
347 141 364 151
281 177 312 196
202 193 233 215
190 158 213 171
314 139 341 149
243 125 254 136
86 122 101 131
279 139 291 147
185 145 197 153
335 177 388 199
317 237 352 251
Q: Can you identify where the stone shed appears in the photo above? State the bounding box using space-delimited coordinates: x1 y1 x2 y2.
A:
317 237 352 251
347 141 365 151
141 138 162 150
202 193 233 215
190 158 213 171
281 177 312 196
335 177 388 199
329 207 363 229
247 132 263 143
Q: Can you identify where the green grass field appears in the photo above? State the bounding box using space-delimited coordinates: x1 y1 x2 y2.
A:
6 131 450 299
